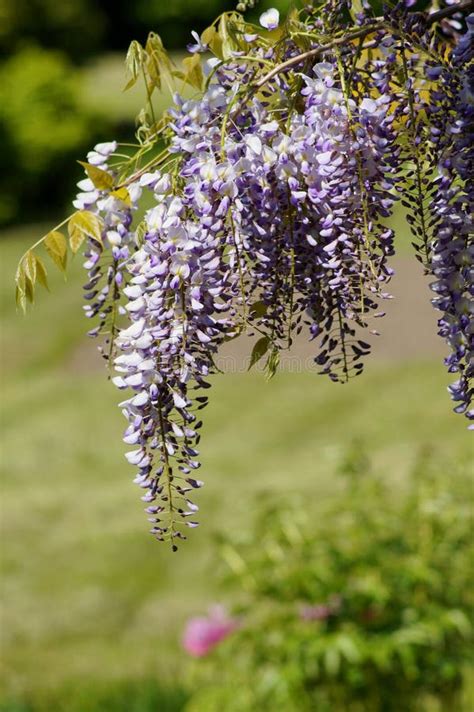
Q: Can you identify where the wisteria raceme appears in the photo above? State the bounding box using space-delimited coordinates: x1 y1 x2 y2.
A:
73 141 141 360
18 1 474 546
426 13 474 427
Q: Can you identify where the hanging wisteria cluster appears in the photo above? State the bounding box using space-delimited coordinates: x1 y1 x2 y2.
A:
17 0 473 548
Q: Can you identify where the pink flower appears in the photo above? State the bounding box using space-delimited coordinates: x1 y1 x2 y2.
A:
300 594 342 622
182 606 238 657
300 604 332 621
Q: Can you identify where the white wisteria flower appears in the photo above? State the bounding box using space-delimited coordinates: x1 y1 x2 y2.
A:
259 8 279 30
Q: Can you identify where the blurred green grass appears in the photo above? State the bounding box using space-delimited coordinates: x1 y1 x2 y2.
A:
1 223 472 706
80 53 192 124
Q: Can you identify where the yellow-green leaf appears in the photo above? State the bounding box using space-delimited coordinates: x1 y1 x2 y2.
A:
146 33 173 72
23 250 37 286
68 210 103 253
24 272 34 304
125 40 144 83
78 161 114 191
16 284 26 313
44 230 68 272
134 219 148 247
35 254 49 291
146 52 161 91
201 25 223 59
111 187 132 207
15 262 27 312
264 346 280 381
182 54 203 91
145 32 173 92
123 75 138 91
218 14 240 60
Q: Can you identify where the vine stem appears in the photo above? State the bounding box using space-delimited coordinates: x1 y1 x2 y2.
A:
17 214 73 267
255 0 474 89
157 394 176 547
399 38 431 267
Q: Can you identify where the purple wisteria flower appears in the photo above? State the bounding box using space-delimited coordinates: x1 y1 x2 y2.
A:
426 13 474 426
187 31 208 54
70 3 472 545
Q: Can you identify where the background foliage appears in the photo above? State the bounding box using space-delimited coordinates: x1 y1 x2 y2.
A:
0 0 287 226
186 452 473 711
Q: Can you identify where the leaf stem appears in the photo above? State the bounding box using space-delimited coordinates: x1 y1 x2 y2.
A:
17 214 73 267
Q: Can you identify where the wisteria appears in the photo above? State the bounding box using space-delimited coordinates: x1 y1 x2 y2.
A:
17 0 474 546
428 14 474 425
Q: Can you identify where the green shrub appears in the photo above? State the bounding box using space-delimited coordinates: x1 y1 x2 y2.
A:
186 451 473 711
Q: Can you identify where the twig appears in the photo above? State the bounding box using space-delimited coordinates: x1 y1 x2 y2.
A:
255 0 474 88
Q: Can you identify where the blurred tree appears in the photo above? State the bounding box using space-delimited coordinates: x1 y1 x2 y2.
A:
0 0 292 225
0 0 105 60
0 47 102 224
98 0 237 50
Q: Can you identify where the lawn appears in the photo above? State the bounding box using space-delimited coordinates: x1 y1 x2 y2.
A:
1 224 472 708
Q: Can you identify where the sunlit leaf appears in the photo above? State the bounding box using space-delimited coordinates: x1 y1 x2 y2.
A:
134 219 148 247
201 25 224 59
15 262 27 312
23 250 37 286
145 33 174 92
35 254 49 291
219 14 242 60
123 76 138 92
124 40 144 91
24 275 34 304
78 161 114 190
68 210 103 253
44 230 68 272
111 187 132 207
15 284 26 313
264 346 280 381
182 54 203 91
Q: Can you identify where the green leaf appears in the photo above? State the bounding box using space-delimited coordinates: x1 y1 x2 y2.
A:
181 54 203 91
264 347 280 381
248 336 271 371
78 161 114 191
44 230 68 272
249 300 268 318
23 250 37 286
145 32 173 92
124 40 144 90
218 14 241 60
35 254 49 291
24 274 34 304
201 25 223 59
110 187 131 207
146 52 161 91
324 647 340 677
15 250 49 310
134 220 148 247
15 261 27 312
336 634 361 663
15 284 26 313
68 210 103 253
